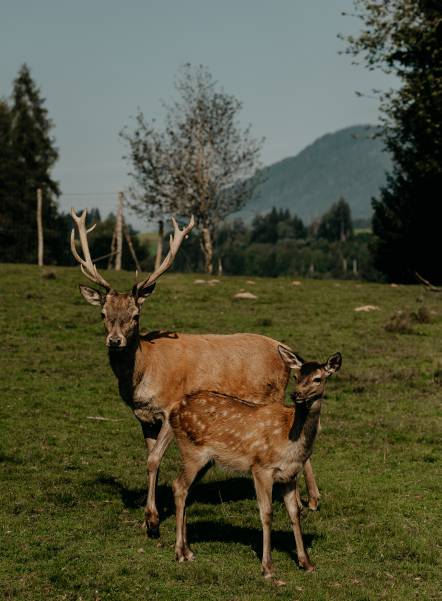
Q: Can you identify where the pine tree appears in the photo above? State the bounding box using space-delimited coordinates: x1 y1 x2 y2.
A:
5 64 60 263
316 198 353 242
0 100 20 261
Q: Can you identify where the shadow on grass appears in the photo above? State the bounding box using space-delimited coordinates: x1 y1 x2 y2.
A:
94 473 257 520
188 520 319 563
0 453 24 464
92 474 319 561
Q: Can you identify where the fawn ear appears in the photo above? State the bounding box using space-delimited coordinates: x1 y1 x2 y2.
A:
278 346 304 369
79 285 104 306
325 352 342 376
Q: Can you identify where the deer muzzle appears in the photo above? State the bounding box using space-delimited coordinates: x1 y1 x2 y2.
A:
106 333 127 349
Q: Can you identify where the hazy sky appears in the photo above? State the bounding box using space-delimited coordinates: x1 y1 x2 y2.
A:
1 1 394 222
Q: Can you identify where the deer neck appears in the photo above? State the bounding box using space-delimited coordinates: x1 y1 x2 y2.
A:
107 336 142 403
289 398 322 460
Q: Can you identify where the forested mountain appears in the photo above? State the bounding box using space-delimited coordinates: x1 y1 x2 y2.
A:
237 125 391 223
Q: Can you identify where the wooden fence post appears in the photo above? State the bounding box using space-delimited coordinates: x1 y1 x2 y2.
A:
115 192 123 271
37 188 44 266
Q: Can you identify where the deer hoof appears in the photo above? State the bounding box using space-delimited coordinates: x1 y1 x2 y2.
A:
146 523 160 538
262 566 273 579
176 547 194 562
308 498 320 511
300 559 315 573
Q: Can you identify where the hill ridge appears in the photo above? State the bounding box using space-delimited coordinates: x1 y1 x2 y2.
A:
237 124 391 223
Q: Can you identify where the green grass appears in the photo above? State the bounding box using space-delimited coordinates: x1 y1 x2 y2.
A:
1 264 441 601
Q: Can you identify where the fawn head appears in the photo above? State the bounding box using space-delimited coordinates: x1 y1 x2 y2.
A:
278 346 342 403
70 208 194 351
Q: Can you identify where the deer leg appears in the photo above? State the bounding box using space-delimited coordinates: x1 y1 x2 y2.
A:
141 420 173 537
303 459 320 511
252 467 274 578
173 454 207 562
282 479 315 572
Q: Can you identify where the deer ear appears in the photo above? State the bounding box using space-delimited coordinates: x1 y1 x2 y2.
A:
278 346 304 369
325 352 342 375
133 282 156 305
79 285 104 306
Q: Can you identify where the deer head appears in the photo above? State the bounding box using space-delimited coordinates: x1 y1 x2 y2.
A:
70 208 194 350
278 346 342 403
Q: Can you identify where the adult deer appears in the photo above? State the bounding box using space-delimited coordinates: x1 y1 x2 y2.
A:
70 208 321 537
170 348 342 577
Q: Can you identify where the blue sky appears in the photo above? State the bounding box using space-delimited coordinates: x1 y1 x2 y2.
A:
1 1 394 223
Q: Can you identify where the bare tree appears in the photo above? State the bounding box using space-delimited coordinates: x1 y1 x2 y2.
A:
121 119 171 270
122 64 264 273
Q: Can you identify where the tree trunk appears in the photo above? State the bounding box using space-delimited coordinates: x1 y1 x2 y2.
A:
200 226 213 274
155 219 164 271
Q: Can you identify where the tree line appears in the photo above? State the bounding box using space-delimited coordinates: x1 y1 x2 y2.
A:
171 200 378 280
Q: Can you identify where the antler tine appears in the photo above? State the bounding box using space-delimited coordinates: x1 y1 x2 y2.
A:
70 208 111 290
137 214 195 291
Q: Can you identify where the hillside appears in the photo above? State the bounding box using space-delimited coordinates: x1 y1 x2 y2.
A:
237 124 391 223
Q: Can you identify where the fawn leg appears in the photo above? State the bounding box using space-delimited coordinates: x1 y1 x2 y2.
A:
173 454 207 562
252 467 274 578
282 479 315 572
303 459 320 511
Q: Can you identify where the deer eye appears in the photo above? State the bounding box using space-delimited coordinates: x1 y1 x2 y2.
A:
100 312 106 320
132 314 139 322
313 376 322 383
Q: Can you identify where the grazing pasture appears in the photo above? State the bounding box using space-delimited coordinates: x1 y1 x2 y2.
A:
0 264 441 600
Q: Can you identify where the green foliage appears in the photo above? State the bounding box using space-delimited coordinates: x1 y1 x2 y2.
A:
1 264 441 600
344 1 442 283
316 198 353 242
0 64 60 264
211 207 379 280
251 207 307 244
0 100 19 256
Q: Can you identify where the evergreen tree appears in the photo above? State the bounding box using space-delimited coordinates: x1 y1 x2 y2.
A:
4 64 60 263
0 100 20 261
316 198 353 242
250 207 307 243
344 1 442 283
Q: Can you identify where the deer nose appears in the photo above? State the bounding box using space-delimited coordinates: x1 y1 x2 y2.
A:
107 336 122 348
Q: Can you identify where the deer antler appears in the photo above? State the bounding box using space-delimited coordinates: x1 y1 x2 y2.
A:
136 215 195 293
70 208 111 290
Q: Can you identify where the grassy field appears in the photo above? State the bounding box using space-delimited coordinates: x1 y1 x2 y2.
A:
1 264 441 601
